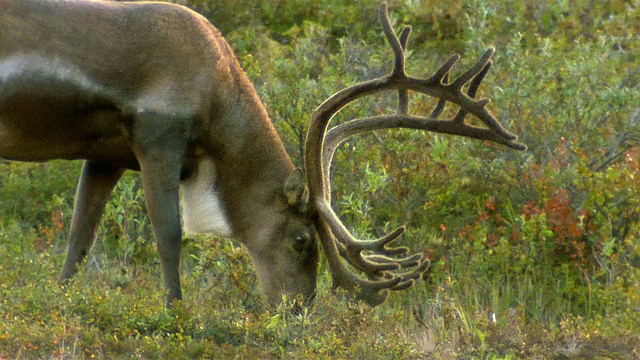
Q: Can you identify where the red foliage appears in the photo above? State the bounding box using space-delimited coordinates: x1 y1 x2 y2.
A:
34 209 65 252
458 196 507 248
521 190 589 267
458 190 590 269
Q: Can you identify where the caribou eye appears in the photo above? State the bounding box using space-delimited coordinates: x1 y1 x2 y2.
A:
292 232 310 252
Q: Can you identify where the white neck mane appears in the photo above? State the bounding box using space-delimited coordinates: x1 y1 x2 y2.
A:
179 157 233 237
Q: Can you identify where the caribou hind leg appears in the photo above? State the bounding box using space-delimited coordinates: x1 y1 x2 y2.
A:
59 161 124 283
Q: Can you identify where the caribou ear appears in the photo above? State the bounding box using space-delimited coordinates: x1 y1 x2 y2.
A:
283 169 309 210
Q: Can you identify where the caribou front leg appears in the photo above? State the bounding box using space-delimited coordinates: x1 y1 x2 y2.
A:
134 130 188 307
59 161 124 283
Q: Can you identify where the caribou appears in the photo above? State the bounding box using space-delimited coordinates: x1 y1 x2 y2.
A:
0 0 525 308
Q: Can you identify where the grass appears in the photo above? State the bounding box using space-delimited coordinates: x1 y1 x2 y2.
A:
1 0 640 358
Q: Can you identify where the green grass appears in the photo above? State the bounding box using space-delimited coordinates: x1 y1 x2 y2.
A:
2 0 639 358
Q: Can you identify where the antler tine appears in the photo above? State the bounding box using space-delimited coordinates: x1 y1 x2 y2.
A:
451 48 495 90
429 73 449 118
432 54 461 84
467 61 491 99
396 26 411 115
379 1 407 79
397 25 412 115
453 60 492 123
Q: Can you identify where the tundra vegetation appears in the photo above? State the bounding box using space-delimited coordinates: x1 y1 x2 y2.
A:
1 0 639 358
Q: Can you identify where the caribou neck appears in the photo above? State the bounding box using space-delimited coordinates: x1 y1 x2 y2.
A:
201 67 296 243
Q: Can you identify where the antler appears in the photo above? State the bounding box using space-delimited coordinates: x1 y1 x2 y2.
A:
304 2 525 306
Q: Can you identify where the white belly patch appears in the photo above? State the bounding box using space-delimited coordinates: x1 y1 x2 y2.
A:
179 157 233 237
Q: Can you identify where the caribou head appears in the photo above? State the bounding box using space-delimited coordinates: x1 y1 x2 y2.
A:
0 0 524 308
